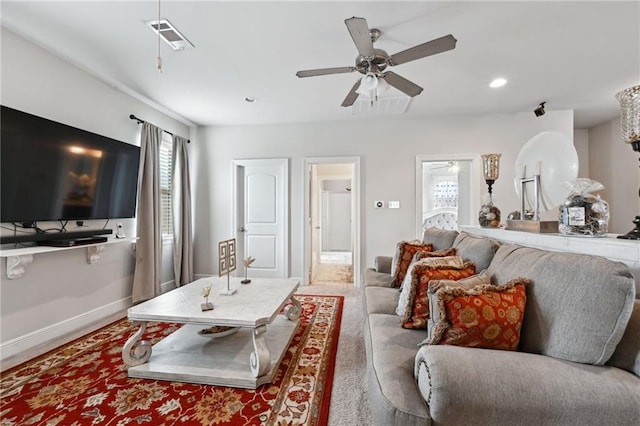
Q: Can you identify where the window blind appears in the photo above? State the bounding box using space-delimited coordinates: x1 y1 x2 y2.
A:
159 136 173 237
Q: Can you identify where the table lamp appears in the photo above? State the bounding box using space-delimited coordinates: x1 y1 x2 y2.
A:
479 153 501 227
615 85 640 240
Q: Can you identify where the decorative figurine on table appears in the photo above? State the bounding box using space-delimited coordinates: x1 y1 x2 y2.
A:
478 153 502 228
218 238 237 295
241 256 255 284
201 285 213 311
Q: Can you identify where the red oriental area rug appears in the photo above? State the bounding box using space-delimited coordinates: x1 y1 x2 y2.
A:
0 295 343 426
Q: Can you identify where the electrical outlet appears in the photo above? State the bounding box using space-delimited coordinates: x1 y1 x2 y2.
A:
116 222 125 239
374 201 384 209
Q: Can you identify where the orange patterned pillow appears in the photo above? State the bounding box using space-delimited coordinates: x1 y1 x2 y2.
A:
399 259 476 329
390 240 433 287
423 278 529 351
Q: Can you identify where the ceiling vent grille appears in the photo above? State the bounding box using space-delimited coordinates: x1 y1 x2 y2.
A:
350 96 411 115
147 19 194 50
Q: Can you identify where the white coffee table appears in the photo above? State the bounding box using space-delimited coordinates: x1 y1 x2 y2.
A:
122 276 301 389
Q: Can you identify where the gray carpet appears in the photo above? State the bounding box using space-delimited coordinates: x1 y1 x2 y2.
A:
297 282 373 425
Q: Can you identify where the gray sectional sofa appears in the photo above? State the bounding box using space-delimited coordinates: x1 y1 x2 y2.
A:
363 229 640 426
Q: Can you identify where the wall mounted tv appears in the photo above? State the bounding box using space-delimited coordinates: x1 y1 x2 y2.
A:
1 106 140 224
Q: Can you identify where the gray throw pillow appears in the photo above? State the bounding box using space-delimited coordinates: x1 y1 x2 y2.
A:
452 231 499 272
422 227 459 251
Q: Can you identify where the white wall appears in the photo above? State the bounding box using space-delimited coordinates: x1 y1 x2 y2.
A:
574 128 590 178
192 111 574 279
0 28 190 366
588 118 640 234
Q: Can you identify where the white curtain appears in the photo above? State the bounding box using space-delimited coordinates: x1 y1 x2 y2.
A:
132 122 163 304
172 134 193 286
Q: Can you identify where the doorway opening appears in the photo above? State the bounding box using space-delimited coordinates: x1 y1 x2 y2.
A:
415 155 481 237
303 157 361 287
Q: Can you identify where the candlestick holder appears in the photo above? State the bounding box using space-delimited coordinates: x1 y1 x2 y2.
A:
479 153 501 228
615 85 640 240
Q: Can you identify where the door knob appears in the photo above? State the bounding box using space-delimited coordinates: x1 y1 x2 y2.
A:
239 227 246 232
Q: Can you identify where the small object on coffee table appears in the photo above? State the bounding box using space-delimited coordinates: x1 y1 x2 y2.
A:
197 325 238 339
219 238 238 295
200 285 214 311
242 256 255 284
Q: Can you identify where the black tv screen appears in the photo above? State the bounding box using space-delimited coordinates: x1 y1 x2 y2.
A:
1 106 140 223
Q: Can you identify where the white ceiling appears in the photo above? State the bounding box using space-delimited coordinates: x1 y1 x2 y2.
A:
2 1 639 129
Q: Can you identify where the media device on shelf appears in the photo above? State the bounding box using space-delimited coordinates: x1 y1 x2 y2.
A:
0 106 140 245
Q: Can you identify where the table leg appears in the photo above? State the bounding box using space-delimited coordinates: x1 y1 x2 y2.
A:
284 295 302 320
250 325 270 377
122 321 152 366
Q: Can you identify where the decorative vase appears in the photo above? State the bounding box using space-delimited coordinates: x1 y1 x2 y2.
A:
479 196 501 228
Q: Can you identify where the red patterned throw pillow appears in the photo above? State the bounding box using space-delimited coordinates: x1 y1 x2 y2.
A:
390 240 433 287
423 278 529 351
398 257 476 329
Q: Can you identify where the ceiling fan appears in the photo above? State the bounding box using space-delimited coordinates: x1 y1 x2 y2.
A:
296 17 457 107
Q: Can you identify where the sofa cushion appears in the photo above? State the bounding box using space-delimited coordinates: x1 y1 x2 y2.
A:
397 259 476 329
452 231 499 272
607 299 640 376
390 240 433 287
365 287 401 315
374 256 393 274
422 227 458 250
423 278 529 351
364 268 395 288
487 243 636 365
365 314 430 425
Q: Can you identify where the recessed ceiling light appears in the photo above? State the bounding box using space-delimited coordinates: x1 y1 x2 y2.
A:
490 78 507 88
244 97 258 103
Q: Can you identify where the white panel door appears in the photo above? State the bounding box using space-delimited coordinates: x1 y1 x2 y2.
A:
234 159 288 278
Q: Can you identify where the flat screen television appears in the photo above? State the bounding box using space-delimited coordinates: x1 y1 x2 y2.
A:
1 106 140 224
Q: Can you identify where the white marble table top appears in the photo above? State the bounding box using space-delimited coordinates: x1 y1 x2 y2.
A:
127 277 299 327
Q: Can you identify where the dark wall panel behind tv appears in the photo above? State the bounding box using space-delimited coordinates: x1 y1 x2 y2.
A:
1 106 140 223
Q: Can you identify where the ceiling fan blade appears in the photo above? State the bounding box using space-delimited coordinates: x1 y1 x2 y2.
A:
341 80 361 107
382 71 423 97
345 17 375 58
388 34 457 66
296 66 356 78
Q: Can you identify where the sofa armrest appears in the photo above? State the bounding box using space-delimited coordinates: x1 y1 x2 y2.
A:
415 345 640 426
607 299 640 376
375 256 392 274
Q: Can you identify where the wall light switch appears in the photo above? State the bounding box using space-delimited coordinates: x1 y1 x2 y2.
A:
374 201 385 209
389 201 400 209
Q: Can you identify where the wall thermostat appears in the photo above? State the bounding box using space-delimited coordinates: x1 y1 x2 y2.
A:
375 201 384 209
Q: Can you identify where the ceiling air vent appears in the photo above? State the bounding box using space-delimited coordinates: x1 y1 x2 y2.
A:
350 96 411 116
146 19 194 50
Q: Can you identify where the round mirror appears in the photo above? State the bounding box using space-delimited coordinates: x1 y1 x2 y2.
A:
514 131 579 212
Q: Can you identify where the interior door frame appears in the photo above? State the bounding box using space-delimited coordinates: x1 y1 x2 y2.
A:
303 157 361 287
415 154 481 238
232 158 289 278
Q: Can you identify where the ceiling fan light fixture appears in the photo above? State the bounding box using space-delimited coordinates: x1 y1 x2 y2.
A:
490 78 507 88
360 72 379 91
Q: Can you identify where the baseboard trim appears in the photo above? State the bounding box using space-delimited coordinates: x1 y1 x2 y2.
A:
0 296 132 370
